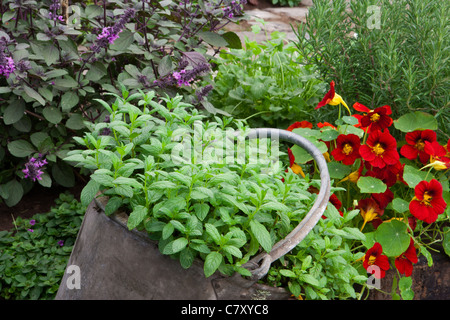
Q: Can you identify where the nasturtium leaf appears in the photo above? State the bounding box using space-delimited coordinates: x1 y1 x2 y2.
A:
394 111 437 133
357 176 387 193
375 220 410 257
327 161 351 179
391 198 409 213
290 141 328 164
402 165 433 188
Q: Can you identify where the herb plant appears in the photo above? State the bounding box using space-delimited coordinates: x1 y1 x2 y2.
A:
293 0 450 138
205 30 326 128
0 193 84 300
0 0 245 206
65 89 370 299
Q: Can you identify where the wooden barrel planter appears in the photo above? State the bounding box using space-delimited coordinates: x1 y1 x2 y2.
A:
55 129 331 300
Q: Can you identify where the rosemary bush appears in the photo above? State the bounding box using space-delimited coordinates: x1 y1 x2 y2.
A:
293 0 449 138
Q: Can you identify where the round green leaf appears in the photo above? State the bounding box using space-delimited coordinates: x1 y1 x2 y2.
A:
391 198 409 213
393 111 437 133
357 176 387 193
327 161 351 179
375 220 410 257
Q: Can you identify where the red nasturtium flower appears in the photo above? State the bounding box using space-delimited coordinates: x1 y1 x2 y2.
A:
330 133 361 165
400 130 437 164
287 121 313 131
409 179 447 224
423 140 450 170
363 242 390 279
316 81 351 115
353 103 393 132
359 130 399 169
394 239 418 277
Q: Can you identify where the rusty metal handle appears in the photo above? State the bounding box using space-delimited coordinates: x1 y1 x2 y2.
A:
243 128 331 280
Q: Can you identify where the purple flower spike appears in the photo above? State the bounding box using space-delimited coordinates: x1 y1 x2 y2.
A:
23 155 47 182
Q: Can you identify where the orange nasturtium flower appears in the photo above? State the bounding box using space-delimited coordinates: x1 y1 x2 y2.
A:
316 81 351 115
363 242 390 279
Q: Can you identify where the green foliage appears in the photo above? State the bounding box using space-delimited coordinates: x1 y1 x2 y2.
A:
293 0 450 138
0 0 244 206
0 193 84 300
271 0 304 7
66 90 369 299
205 31 326 128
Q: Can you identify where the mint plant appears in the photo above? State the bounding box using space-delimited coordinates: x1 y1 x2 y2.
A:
0 193 84 300
0 0 245 206
65 89 369 299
